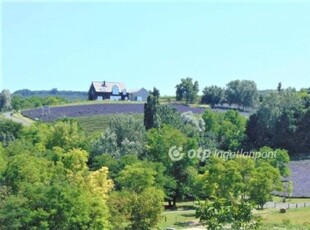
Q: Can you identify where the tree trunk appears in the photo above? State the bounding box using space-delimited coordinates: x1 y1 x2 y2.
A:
173 196 177 207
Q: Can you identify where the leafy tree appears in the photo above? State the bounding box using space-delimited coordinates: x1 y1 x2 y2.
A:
226 80 241 106
202 109 246 151
0 89 12 111
116 163 156 193
109 162 164 230
130 187 164 230
255 147 290 177
196 196 259 230
46 120 87 151
245 89 304 153
108 116 145 155
175 77 199 104
90 116 146 164
91 128 119 159
156 104 183 129
239 80 259 108
226 80 258 109
0 146 113 229
0 120 23 147
181 111 205 133
146 125 198 206
144 88 160 130
277 82 282 92
201 85 224 108
195 157 262 229
107 190 132 229
295 108 310 152
249 162 282 209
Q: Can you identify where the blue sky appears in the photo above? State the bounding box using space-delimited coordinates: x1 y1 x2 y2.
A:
1 1 310 95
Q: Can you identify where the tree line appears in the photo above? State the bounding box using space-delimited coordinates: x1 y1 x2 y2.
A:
175 77 259 109
1 81 309 229
0 88 292 229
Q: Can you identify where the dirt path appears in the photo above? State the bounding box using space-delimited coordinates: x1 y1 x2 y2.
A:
2 112 34 126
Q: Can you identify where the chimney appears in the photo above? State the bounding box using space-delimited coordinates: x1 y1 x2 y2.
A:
103 81 106 86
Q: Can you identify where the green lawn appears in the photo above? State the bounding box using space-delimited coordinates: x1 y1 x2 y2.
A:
273 196 310 203
157 210 198 230
258 207 310 229
157 200 310 230
75 113 144 135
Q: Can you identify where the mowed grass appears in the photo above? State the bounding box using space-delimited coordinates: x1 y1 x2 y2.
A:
158 210 197 230
273 196 310 203
157 202 198 229
157 200 310 229
75 113 144 135
257 207 310 229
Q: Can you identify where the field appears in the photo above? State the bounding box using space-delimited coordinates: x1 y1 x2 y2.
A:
76 114 143 135
21 103 205 122
289 160 310 197
158 201 310 229
257 207 310 229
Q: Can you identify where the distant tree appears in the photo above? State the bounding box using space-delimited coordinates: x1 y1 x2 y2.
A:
277 82 282 92
180 111 205 139
226 80 241 106
225 80 258 109
50 88 58 95
0 120 23 147
90 116 146 162
245 90 304 152
109 116 145 149
239 80 259 109
201 85 224 108
144 88 160 130
295 108 310 152
156 105 183 129
175 77 199 104
0 89 12 111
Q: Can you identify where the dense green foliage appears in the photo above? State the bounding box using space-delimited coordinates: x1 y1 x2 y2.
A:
0 90 12 111
144 88 160 130
226 80 259 109
201 85 224 108
175 77 199 104
75 114 143 135
202 109 247 151
246 88 310 153
0 120 23 147
11 95 67 110
2 81 308 229
195 154 287 229
13 88 87 101
0 122 112 229
201 80 259 109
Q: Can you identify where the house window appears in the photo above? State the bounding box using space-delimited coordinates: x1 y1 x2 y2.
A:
112 85 119 95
